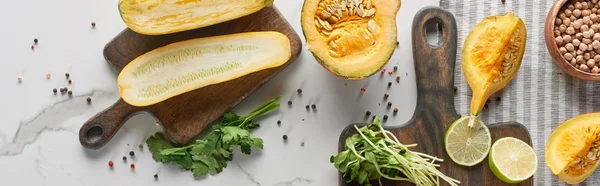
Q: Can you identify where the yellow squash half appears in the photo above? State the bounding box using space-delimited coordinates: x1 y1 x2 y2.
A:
546 113 600 184
119 0 274 35
118 32 291 106
301 0 400 79
462 12 526 116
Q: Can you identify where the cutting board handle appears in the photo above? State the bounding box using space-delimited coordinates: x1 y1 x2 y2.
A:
410 7 459 121
79 99 141 149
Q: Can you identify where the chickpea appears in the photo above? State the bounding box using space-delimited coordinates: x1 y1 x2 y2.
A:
560 47 569 55
588 59 596 68
592 66 600 74
576 2 583 10
564 18 572 26
560 13 567 19
591 14 599 22
565 53 575 61
584 16 592 24
564 35 573 43
572 58 578 66
573 20 582 29
556 36 565 46
583 2 590 10
574 38 582 47
584 38 593 44
594 33 600 40
577 32 584 40
567 43 576 51
584 30 593 38
556 18 563 26
583 10 592 17
567 26 577 35
574 9 582 18
594 40 600 49
595 54 600 62
591 24 599 32
578 49 585 55
582 24 590 32
568 4 575 11
566 9 573 17
585 52 592 60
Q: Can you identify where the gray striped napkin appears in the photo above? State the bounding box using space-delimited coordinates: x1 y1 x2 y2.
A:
441 0 600 185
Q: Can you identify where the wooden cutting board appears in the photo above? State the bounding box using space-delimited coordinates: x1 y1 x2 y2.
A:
79 6 302 149
337 7 533 186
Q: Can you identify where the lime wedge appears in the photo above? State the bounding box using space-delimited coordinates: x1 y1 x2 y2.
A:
489 137 537 183
444 115 491 166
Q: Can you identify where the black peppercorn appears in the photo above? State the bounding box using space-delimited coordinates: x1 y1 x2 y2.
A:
87 97 91 103
129 151 135 156
496 97 502 102
277 120 281 126
139 144 143 149
388 82 392 87
306 105 310 109
123 156 127 161
154 174 158 179
91 22 96 27
393 66 398 71
366 111 371 116
453 86 457 94
486 99 490 104
297 89 302 94
484 104 489 109
287 101 292 105
65 73 70 79
53 88 57 93
311 104 316 109
393 108 398 113
283 135 288 140
68 90 72 96
387 102 392 107
383 115 388 120
34 38 38 43
384 93 389 99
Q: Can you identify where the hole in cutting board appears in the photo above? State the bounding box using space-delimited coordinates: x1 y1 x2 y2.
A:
86 125 104 143
426 21 442 47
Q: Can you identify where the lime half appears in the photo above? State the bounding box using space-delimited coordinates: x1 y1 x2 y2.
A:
489 137 537 183
444 115 491 166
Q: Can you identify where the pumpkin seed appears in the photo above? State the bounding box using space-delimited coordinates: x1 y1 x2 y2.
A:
368 19 379 33
366 8 375 17
356 7 364 17
366 0 371 9
329 50 340 57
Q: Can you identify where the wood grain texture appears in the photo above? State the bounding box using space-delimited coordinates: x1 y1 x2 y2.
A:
545 0 600 81
79 6 302 149
337 7 533 186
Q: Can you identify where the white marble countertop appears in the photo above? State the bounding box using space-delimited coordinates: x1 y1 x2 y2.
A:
0 0 438 185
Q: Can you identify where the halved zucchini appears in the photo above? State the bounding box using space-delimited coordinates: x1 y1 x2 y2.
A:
118 32 291 106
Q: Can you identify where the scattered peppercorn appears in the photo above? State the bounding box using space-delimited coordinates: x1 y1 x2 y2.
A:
384 93 389 99
306 105 310 110
68 79 72 84
60 88 65 93
396 41 399 46
122 156 127 161
387 102 392 107
372 115 376 120
46 73 51 79
31 45 34 50
388 82 393 87
501 0 505 4
311 104 316 109
53 88 57 93
396 76 401 83
63 87 68 92
297 88 302 94
129 151 135 156
283 135 288 140
393 66 398 71
87 97 92 103
34 38 38 44
287 100 292 105
383 115 389 120
130 164 135 169
388 71 393 75
277 120 281 126
65 73 70 79
393 108 398 114
68 90 73 96
366 111 371 116
486 99 490 104
154 174 158 179
300 141 305 146
139 144 143 149
496 97 502 102
484 104 489 109
380 69 386 75
17 76 22 83
108 161 114 167
360 88 366 92
91 22 96 27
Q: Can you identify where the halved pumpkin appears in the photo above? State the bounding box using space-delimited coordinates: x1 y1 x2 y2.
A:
546 113 600 184
462 12 526 116
118 0 274 35
301 0 400 79
117 32 291 107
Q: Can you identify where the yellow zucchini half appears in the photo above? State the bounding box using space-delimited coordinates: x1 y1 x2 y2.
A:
119 0 274 35
118 32 291 106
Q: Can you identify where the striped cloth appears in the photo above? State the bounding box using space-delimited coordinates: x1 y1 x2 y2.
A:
441 0 600 185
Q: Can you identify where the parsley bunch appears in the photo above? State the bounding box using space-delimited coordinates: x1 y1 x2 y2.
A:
331 116 460 186
147 96 280 177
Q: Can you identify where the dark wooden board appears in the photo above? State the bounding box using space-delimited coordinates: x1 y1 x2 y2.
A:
337 7 533 186
79 6 302 149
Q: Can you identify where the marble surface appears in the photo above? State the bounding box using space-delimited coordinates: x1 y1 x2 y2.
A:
0 0 438 185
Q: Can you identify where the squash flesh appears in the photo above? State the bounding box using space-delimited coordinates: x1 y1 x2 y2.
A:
462 12 526 116
117 32 291 106
546 113 600 184
119 0 272 35
301 0 400 79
